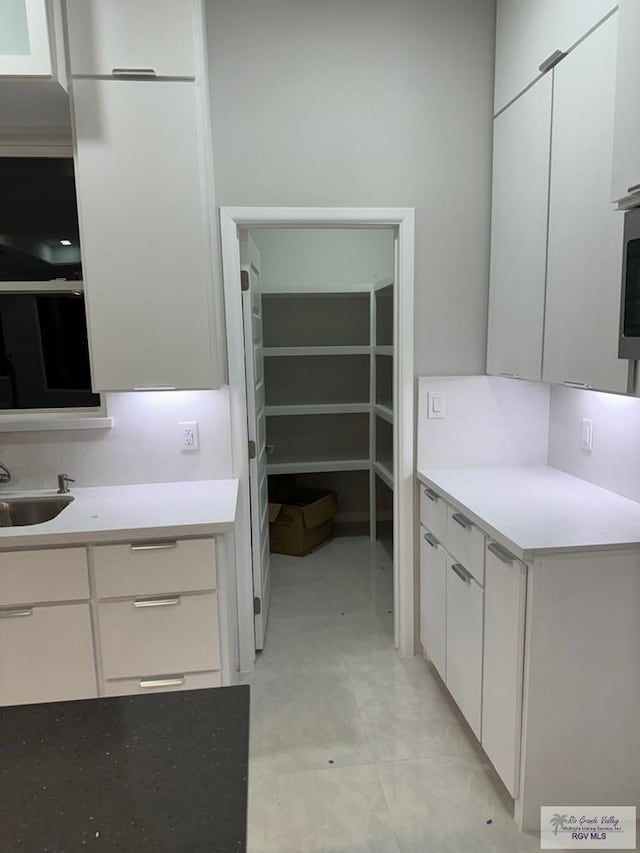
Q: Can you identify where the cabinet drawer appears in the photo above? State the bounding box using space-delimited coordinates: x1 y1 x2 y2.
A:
419 485 447 542
0 548 88 606
94 538 216 598
419 529 447 681
445 506 486 585
99 592 220 679
103 670 222 698
445 555 483 739
0 603 96 706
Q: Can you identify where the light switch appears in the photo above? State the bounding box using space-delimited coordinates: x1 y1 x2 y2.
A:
580 417 593 452
427 391 445 419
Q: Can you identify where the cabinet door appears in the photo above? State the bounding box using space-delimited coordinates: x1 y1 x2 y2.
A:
65 0 197 79
543 15 630 394
482 543 526 798
0 0 52 76
495 0 616 114
419 530 446 681
72 79 216 391
611 1 640 205
445 556 483 739
487 75 552 381
0 603 96 705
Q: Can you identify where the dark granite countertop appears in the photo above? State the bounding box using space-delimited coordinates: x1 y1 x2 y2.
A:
0 686 250 852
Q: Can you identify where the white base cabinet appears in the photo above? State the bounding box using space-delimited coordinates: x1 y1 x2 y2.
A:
419 530 446 681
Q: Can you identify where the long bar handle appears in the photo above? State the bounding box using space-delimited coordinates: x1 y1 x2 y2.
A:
423 488 439 502
0 607 33 618
488 542 515 565
112 68 157 78
139 676 185 689
538 49 566 73
451 562 473 583
422 532 438 548
134 597 180 608
130 541 178 552
563 380 590 389
452 512 472 530
627 182 640 195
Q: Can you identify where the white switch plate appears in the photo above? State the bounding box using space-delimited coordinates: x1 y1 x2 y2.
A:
580 417 593 452
427 391 445 419
179 421 199 452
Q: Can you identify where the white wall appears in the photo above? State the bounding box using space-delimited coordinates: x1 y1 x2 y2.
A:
417 376 550 470
548 384 640 503
0 389 232 490
207 0 496 375
250 228 394 292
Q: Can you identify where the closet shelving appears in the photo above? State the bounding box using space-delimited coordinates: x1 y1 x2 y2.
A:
262 279 394 537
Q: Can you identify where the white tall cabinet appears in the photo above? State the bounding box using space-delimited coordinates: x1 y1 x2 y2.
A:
611 0 640 207
66 0 220 391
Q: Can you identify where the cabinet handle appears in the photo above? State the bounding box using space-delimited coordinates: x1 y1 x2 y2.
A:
499 372 519 379
134 596 180 608
139 676 185 689
424 488 439 502
112 68 158 78
488 542 515 565
538 49 566 73
0 607 33 618
130 541 178 551
627 182 640 195
450 562 473 583
452 512 472 531
563 380 591 389
422 532 438 548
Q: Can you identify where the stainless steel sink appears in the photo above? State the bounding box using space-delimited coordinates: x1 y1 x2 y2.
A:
0 495 74 527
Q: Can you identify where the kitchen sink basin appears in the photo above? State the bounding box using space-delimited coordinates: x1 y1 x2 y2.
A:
0 495 74 527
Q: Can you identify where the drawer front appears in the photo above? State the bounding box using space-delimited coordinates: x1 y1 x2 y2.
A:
445 506 486 585
445 555 484 739
0 603 97 706
94 538 216 599
99 592 220 679
419 485 447 542
0 548 88 606
103 670 222 698
419 529 447 681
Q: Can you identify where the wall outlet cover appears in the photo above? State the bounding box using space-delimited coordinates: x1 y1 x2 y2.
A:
580 417 593 452
179 421 199 452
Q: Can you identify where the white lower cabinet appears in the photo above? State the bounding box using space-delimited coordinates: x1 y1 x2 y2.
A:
0 602 96 705
103 670 222 698
419 529 447 681
482 541 527 798
445 555 484 739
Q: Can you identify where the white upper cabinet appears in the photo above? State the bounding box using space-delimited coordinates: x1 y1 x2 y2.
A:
72 79 217 391
543 15 630 393
487 74 552 381
0 0 52 76
494 0 617 114
65 0 197 78
611 0 640 206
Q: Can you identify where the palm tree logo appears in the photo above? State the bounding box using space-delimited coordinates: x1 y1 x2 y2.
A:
550 814 568 835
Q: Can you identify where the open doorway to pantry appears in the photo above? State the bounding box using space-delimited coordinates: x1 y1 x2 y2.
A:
221 208 415 674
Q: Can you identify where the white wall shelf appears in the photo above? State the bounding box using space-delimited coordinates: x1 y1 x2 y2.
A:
373 346 394 356
267 459 370 475
374 404 393 424
265 403 370 416
263 346 371 357
374 460 394 491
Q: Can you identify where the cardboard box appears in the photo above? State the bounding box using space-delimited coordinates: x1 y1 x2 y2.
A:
268 487 339 557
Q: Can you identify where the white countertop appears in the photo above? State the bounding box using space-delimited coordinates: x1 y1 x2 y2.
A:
417 465 640 559
0 479 239 549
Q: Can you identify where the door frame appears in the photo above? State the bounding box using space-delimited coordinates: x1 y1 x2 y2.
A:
221 207 415 671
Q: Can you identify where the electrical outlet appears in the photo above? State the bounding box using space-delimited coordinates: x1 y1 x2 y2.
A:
580 417 593 452
179 421 199 452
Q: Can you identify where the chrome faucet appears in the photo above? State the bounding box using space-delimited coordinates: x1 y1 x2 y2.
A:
57 473 75 494
0 463 11 485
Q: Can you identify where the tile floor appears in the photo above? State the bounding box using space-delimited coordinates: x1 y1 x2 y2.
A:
243 536 556 853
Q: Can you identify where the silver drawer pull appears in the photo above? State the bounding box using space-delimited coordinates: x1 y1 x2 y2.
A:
134 596 180 608
538 48 566 73
0 607 33 619
139 676 185 689
452 512 472 531
424 488 439 502
112 67 157 77
130 541 178 552
488 542 515 565
423 532 438 548
499 372 519 379
627 182 640 195
451 562 473 583
563 380 590 389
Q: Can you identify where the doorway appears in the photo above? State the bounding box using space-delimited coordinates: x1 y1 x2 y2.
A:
221 208 415 673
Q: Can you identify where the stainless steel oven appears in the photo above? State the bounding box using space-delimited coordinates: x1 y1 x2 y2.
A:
619 208 640 359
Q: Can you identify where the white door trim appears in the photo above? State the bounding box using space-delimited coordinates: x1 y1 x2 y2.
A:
221 206 416 671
